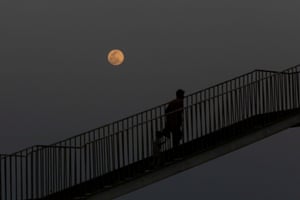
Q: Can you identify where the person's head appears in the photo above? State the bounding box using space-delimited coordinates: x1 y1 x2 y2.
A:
176 89 185 99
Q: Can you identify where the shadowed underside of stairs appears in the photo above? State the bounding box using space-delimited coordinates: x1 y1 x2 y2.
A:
1 65 300 200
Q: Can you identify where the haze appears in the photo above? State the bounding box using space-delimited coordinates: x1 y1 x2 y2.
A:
1 1 300 199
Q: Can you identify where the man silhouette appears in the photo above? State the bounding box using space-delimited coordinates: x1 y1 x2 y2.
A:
156 89 185 148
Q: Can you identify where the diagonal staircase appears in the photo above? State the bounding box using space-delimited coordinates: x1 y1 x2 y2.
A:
1 65 300 200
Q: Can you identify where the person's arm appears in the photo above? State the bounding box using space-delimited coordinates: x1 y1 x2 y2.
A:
165 101 174 114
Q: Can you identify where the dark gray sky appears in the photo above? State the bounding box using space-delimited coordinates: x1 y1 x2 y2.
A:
1 1 300 199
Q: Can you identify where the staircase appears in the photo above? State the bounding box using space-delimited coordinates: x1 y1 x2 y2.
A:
1 65 300 200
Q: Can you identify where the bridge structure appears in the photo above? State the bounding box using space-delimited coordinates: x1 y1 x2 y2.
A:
1 65 300 199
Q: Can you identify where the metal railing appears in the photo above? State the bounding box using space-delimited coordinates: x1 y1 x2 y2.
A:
1 65 300 199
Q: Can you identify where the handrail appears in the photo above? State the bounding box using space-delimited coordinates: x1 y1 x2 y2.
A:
83 69 298 143
4 65 300 157
49 69 283 145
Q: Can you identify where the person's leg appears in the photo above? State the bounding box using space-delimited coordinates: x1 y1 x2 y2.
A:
155 127 171 152
172 127 182 147
172 128 183 159
172 134 180 147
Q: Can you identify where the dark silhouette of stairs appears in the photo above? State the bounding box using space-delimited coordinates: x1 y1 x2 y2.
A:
1 65 300 200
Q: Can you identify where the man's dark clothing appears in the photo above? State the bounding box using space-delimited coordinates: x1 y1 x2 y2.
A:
159 98 184 147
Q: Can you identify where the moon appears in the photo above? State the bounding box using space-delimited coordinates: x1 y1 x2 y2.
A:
107 49 125 66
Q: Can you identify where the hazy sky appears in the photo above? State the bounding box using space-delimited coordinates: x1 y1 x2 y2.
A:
1 1 300 199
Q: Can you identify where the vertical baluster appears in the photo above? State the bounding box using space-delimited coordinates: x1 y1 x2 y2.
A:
296 67 300 108
231 79 235 131
195 93 200 141
40 149 44 198
212 88 216 136
284 71 289 110
116 121 120 181
221 84 226 140
145 112 149 164
131 116 135 176
126 119 131 178
217 85 221 138
14 155 17 200
141 113 145 170
136 115 140 171
121 120 125 179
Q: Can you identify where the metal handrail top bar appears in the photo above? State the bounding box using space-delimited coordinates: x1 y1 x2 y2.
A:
186 67 300 99
36 145 81 149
